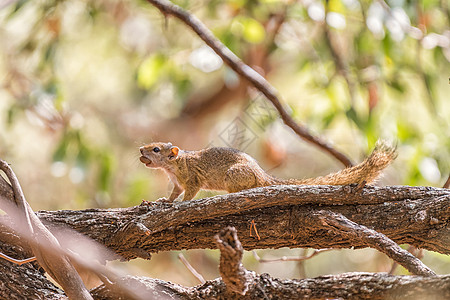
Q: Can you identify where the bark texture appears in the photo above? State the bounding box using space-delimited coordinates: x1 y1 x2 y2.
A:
0 240 65 300
1 183 449 299
29 185 450 260
214 227 252 295
90 273 450 300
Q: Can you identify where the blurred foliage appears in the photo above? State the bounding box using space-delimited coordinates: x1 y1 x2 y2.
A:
0 0 449 285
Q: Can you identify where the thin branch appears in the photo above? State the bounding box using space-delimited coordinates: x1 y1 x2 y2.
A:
0 208 151 300
316 210 436 276
389 245 423 275
443 175 450 188
0 251 36 265
146 0 353 167
252 248 332 263
0 159 93 300
178 253 206 284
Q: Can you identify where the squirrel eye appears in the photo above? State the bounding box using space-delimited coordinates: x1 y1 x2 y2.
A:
153 147 160 153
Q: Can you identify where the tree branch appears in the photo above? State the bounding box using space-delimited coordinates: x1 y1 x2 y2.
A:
91 272 450 300
214 227 251 295
146 0 353 167
316 210 435 276
22 185 449 261
253 248 332 263
1 220 449 299
443 175 450 189
91 223 450 299
0 160 93 300
1 175 449 298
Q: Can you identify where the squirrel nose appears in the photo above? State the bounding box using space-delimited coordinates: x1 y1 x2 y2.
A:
140 147 144 154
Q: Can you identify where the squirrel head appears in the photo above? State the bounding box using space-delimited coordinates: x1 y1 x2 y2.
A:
140 142 180 169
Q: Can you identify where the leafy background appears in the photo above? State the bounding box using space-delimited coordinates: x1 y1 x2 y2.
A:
0 0 449 288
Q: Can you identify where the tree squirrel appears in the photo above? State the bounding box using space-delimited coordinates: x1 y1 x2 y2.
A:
139 141 396 202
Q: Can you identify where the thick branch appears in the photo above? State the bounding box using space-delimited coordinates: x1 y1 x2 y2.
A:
91 273 450 300
25 185 450 261
1 222 449 299
146 0 353 167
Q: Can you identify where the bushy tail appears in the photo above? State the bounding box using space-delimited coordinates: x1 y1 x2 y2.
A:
289 141 397 186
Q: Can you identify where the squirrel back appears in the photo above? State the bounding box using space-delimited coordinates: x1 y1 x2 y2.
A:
140 141 396 201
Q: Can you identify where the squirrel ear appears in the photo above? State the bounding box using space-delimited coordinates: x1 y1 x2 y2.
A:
169 146 179 159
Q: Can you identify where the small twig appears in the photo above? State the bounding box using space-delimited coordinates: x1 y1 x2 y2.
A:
253 248 332 263
317 210 436 276
0 251 36 265
249 219 261 240
177 253 206 284
443 175 450 189
354 180 367 193
146 0 353 168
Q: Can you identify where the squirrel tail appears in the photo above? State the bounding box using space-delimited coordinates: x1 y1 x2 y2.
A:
287 141 397 186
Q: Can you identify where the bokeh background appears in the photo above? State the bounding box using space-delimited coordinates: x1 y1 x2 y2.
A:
0 0 449 288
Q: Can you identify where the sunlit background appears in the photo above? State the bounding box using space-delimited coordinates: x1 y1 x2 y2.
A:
0 0 449 288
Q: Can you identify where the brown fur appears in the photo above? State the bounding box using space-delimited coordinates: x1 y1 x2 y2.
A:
140 141 396 202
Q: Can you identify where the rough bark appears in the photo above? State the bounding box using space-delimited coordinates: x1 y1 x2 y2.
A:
91 273 450 300
315 210 436 276
1 182 449 298
0 235 65 300
214 227 252 295
27 185 450 260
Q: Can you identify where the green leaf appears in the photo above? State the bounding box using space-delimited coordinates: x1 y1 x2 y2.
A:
242 18 265 44
346 107 366 131
98 152 115 192
137 54 167 90
53 134 70 161
231 17 266 44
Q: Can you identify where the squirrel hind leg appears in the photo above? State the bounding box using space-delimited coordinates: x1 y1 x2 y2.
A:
224 165 259 193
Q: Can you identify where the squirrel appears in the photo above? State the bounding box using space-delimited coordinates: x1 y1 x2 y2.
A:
139 141 396 202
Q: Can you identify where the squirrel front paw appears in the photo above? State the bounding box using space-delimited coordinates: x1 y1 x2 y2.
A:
156 197 173 203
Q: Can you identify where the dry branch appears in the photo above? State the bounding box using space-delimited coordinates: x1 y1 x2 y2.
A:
214 227 251 295
2 222 449 299
1 163 449 298
0 160 93 300
146 0 353 167
178 253 206 284
316 210 435 276
0 164 150 300
253 248 332 263
91 272 450 300
17 185 448 261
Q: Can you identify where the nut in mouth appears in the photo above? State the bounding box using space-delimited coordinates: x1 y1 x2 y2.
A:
140 156 152 167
